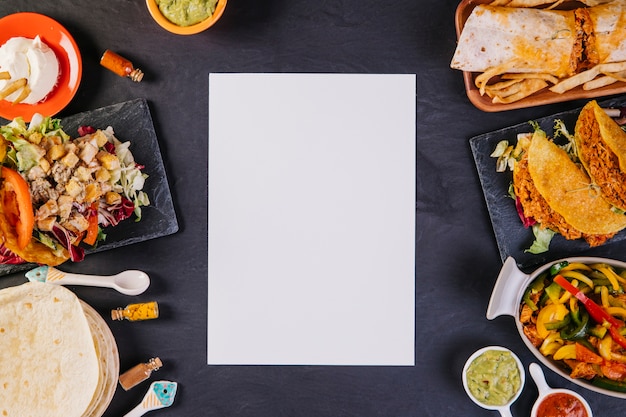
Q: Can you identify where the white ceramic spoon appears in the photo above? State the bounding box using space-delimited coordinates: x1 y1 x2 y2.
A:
25 265 150 295
123 381 178 417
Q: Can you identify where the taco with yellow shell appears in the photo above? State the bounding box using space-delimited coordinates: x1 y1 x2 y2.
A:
513 128 626 247
574 100 626 212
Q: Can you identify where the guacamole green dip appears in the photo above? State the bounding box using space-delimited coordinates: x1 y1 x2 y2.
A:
465 350 521 406
156 0 218 27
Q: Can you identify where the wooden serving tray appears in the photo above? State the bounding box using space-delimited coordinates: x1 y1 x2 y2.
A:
454 0 626 112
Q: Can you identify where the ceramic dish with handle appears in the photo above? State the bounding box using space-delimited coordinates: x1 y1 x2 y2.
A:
488 256 626 398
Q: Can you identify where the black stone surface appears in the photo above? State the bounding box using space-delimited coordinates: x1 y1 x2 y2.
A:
471 96 626 270
0 99 178 275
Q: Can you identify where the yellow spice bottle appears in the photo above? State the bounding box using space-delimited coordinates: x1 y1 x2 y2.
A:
111 301 159 321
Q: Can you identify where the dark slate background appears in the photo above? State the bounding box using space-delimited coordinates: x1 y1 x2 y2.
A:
0 0 625 415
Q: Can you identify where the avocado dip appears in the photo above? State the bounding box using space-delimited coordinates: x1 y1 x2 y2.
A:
156 0 218 27
465 350 521 406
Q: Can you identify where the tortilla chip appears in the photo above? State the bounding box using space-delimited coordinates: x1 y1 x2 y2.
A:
549 67 600 94
492 79 548 104
527 131 626 234
583 75 618 90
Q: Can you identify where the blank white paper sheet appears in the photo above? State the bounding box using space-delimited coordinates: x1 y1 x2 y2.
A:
208 73 416 366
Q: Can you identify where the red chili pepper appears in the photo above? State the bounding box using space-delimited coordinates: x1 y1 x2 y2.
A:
555 275 626 349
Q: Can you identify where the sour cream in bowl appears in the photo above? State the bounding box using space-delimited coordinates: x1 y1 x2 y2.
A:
0 35 60 104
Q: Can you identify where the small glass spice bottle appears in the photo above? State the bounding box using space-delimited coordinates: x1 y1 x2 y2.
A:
119 357 163 391
111 301 159 321
100 49 144 82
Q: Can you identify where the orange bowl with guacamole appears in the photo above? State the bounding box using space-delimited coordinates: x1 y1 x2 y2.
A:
146 0 227 35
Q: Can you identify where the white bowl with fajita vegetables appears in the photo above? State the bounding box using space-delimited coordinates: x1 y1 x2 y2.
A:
489 256 626 398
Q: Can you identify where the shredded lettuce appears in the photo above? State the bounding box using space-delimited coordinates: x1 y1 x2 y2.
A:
529 120 541 132
553 118 576 155
553 119 574 142
526 225 555 254
14 139 45 171
103 127 150 221
0 114 68 143
490 140 509 158
0 114 70 173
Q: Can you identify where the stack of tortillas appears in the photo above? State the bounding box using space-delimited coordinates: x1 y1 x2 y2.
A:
0 282 119 417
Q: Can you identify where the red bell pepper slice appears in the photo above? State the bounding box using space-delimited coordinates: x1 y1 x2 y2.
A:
555 274 626 349
82 203 99 246
0 167 34 250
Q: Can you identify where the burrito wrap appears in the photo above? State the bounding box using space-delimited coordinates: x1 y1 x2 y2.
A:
451 5 578 77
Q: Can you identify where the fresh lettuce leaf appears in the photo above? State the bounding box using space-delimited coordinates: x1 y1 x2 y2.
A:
526 225 555 254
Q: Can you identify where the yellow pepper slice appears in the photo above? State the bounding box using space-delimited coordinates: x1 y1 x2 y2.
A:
601 286 611 308
562 263 593 272
537 303 569 339
561 270 594 289
596 265 623 291
553 344 576 360
599 335 613 361
605 306 626 320
540 332 564 356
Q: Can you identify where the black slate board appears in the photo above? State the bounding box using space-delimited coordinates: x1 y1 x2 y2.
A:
470 97 626 270
0 98 178 275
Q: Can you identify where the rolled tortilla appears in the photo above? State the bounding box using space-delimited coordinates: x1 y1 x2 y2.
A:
587 0 626 64
451 5 578 78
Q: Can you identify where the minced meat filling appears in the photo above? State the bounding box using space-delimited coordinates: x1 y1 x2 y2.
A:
576 108 626 210
573 8 599 72
513 154 614 247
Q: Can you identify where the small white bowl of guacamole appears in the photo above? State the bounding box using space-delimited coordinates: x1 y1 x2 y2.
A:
463 346 525 416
